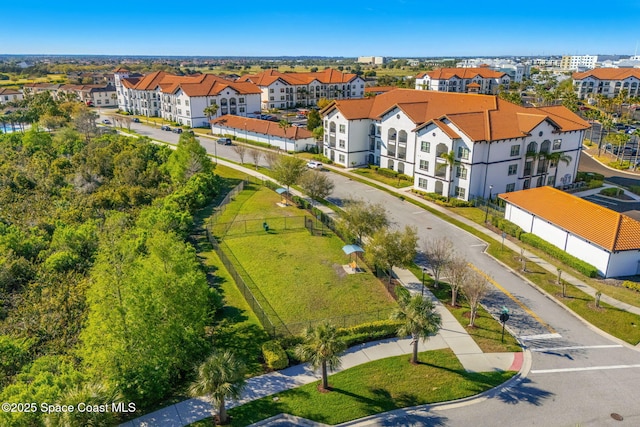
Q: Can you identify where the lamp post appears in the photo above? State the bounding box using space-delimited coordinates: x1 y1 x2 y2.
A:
484 184 493 223
421 267 427 297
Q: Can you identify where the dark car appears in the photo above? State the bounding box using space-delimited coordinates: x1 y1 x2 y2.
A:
172 128 183 134
216 138 232 145
132 117 140 123
161 125 171 131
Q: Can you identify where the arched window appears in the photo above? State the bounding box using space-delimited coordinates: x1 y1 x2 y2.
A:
526 141 538 155
388 159 394 170
540 140 551 154
398 130 407 143
388 128 397 142
329 122 336 133
369 124 376 136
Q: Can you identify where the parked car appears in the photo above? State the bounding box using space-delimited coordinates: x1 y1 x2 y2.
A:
307 161 323 169
102 119 111 124
172 128 183 134
132 117 140 123
217 138 232 145
161 125 171 131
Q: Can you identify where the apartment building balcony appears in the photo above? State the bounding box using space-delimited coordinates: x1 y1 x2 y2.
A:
397 150 406 160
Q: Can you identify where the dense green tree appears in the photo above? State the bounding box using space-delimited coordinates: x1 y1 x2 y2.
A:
272 155 307 201
339 199 389 245
189 350 247 425
306 109 322 130
392 288 442 364
299 169 334 203
366 225 418 284
166 132 212 184
80 229 218 406
295 322 346 391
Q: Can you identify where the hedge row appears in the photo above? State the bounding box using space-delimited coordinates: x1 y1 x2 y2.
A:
519 233 598 278
622 281 640 292
489 216 524 240
261 340 289 371
336 319 402 347
410 190 474 207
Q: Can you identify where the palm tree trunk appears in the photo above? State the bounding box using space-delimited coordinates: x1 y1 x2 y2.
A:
321 360 328 390
452 289 457 307
411 335 419 364
218 401 228 425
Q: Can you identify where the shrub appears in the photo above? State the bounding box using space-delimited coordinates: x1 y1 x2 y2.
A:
490 217 524 239
336 319 403 347
261 340 289 370
375 168 398 179
622 281 640 292
576 171 604 183
600 187 621 197
588 179 604 189
519 233 598 278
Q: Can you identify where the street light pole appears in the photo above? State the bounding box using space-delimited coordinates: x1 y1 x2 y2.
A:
484 184 493 223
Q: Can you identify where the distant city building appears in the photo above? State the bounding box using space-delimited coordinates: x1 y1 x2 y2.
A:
357 56 386 65
414 67 510 94
0 87 23 104
114 69 262 127
320 89 588 200
560 55 599 71
237 68 365 110
572 68 640 99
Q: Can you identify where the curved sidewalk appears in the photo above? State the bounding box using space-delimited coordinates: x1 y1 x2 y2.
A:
120 265 523 427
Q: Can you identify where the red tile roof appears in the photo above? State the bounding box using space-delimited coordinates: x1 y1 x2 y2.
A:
499 186 640 252
322 89 589 142
0 88 21 95
572 68 640 81
417 67 507 80
211 115 313 140
238 68 360 86
120 72 260 96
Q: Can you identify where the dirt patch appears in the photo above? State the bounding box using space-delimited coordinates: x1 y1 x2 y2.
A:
332 263 347 278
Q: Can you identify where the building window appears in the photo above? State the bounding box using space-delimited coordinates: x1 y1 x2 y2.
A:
270 96 274 101
455 186 466 199
178 109 182 114
553 139 562 150
339 124 346 133
523 178 530 189
239 97 245 103
457 146 470 160
339 139 345 148
177 99 181 105
185 100 189 106
505 183 516 192
510 145 520 156
547 175 555 186
418 177 428 189
210 99 217 105
419 160 429 171
421 141 431 152
508 164 518 175
269 88 274 93
339 154 345 163
456 166 467 179
240 107 245 113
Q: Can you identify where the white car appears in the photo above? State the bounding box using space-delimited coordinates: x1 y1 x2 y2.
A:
307 161 323 169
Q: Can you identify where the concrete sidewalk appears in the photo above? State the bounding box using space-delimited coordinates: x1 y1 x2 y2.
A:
122 267 522 427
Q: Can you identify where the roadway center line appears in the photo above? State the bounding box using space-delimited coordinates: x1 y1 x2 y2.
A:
469 264 557 335
530 344 623 352
531 364 640 374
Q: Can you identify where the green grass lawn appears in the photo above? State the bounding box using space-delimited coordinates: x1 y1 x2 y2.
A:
223 349 514 426
352 168 413 188
211 185 396 332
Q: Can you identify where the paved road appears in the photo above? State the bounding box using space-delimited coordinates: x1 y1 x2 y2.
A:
109 116 640 426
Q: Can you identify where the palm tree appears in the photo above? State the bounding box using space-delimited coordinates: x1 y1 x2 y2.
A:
295 322 346 391
436 150 460 200
203 103 219 124
392 289 442 364
543 152 572 187
278 119 292 151
189 350 247 425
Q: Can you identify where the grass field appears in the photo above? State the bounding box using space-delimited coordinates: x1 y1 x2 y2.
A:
224 349 514 426
214 185 396 331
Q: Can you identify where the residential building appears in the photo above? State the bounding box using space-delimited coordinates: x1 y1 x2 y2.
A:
572 68 640 100
238 68 366 110
22 83 62 97
414 67 510 94
500 187 640 278
57 84 117 107
210 115 315 152
320 89 589 200
357 56 386 65
0 88 23 104
114 69 262 128
457 58 530 83
560 55 599 71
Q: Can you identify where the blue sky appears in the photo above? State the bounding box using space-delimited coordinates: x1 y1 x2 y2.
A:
2 0 639 57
